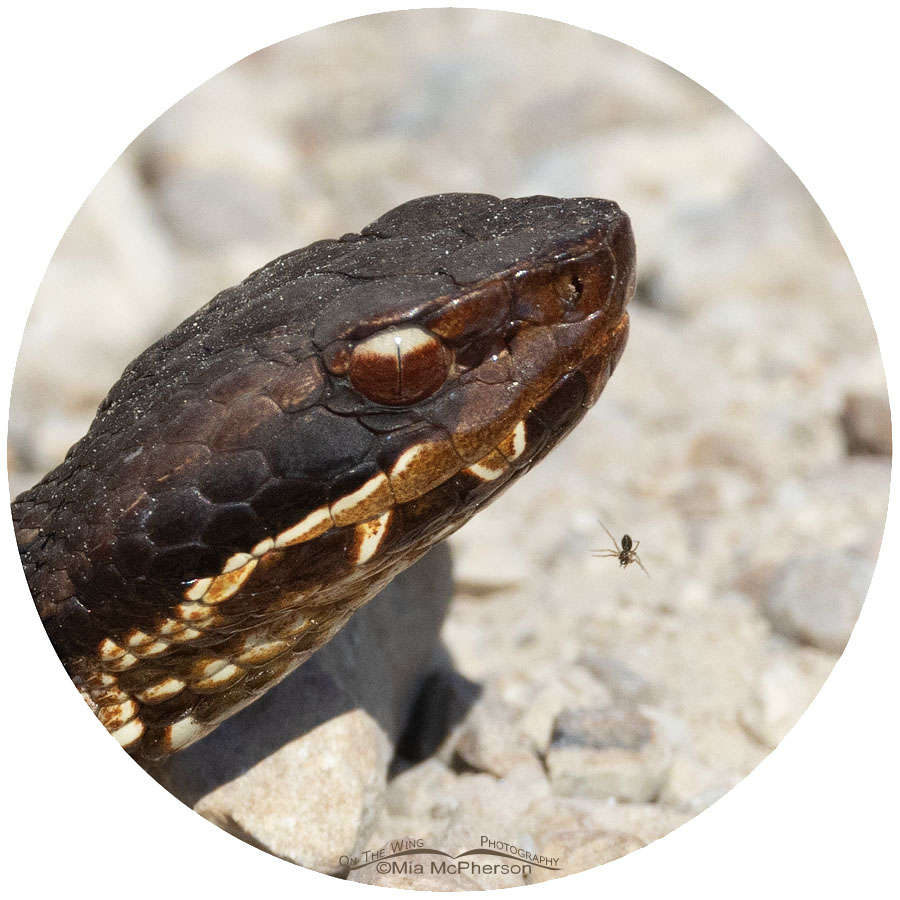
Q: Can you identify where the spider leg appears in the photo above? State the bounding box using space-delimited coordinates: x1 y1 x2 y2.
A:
634 554 651 578
598 520 621 553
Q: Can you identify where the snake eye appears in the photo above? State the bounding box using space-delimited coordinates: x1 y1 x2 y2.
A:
348 326 451 406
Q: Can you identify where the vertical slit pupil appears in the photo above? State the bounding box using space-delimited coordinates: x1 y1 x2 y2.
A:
394 335 404 400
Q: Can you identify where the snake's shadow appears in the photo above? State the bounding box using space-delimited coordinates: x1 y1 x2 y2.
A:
152 542 480 806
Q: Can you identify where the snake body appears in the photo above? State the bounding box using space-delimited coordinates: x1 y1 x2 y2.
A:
13 193 634 763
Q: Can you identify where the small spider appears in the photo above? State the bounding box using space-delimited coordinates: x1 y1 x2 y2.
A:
594 521 650 576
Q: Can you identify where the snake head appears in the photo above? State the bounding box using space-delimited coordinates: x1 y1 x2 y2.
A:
13 193 634 760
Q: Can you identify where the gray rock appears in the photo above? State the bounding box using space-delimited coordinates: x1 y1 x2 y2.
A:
517 668 615 753
154 544 453 871
545 706 673 802
451 694 541 778
841 391 892 456
762 550 873 652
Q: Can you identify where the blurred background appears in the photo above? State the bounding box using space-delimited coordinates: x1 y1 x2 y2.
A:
7 8 890 884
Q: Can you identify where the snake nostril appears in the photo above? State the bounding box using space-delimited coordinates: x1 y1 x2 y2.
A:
556 274 583 309
556 272 600 324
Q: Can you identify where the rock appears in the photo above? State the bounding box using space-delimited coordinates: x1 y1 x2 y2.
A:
10 154 178 485
657 755 739 812
381 758 462 823
522 792 691 877
154 544 453 871
517 668 614 753
762 551 873 652
527 794 691 846
524 794 611 840
739 642 836 748
577 651 659 704
451 695 541 777
381 758 548 834
151 169 288 250
840 391 892 456
363 761 551 890
525 829 645 883
545 706 673 802
419 774 541 890
193 708 390 871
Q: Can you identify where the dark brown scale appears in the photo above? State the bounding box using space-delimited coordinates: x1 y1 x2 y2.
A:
13 193 635 762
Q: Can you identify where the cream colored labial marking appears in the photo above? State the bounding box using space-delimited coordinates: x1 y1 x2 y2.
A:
165 716 204 751
184 577 212 601
330 471 392 525
135 677 186 703
465 451 509 482
463 418 528 481
111 718 144 748
98 699 137 728
251 537 274 556
89 415 536 752
389 443 427 478
353 511 392 565
274 505 333 548
498 419 527 462
174 601 214 621
193 662 243 691
202 556 258 604
234 636 290 666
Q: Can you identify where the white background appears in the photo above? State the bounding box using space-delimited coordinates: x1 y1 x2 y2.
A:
2 3 896 897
